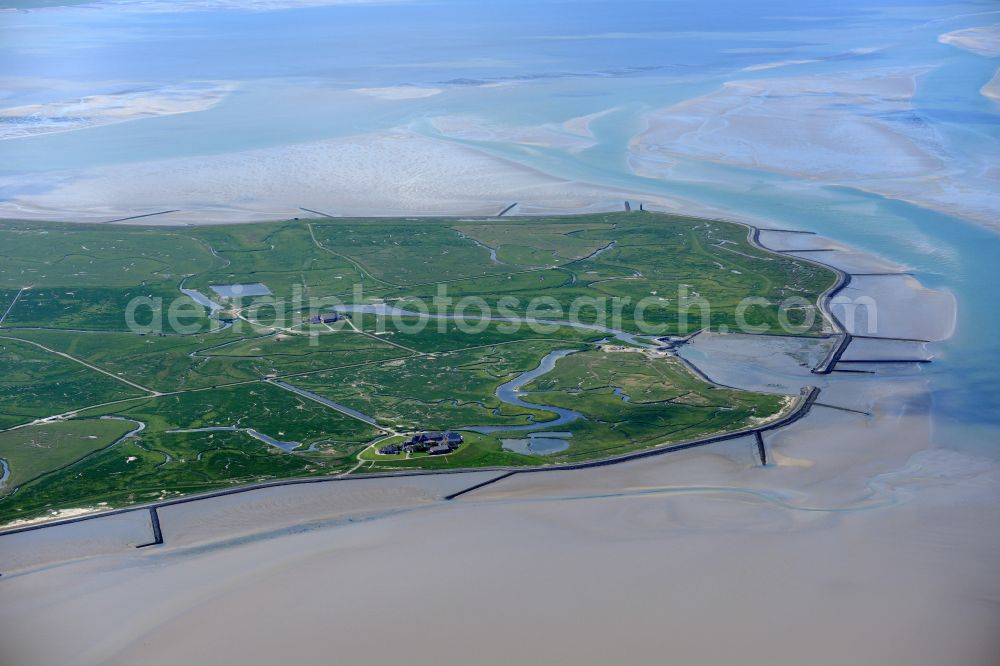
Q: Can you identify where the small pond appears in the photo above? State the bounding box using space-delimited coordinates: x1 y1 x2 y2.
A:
180 288 222 313
501 432 572 455
209 283 272 298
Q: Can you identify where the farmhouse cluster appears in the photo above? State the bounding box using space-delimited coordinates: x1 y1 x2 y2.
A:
379 431 463 456
309 313 341 324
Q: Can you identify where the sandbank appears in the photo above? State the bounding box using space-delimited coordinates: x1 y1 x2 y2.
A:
430 115 597 152
628 68 1000 231
0 83 233 141
0 130 672 224
938 25 1000 57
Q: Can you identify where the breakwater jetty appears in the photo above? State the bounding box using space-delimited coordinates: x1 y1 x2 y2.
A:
103 210 180 224
496 202 518 217
299 207 337 218
135 507 163 548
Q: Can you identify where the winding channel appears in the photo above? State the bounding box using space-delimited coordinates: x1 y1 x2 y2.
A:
454 231 502 264
332 304 668 440
464 348 582 435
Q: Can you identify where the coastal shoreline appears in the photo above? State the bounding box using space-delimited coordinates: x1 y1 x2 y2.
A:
0 209 896 541
0 209 990 666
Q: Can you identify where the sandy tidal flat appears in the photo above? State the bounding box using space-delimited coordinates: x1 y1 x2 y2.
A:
0 83 233 141
1 416 996 666
982 69 1000 103
938 25 1000 57
631 69 939 180
0 510 155 572
430 109 615 153
833 274 957 341
629 68 1000 230
0 130 666 223
352 86 443 100
938 25 1000 104
154 471 505 548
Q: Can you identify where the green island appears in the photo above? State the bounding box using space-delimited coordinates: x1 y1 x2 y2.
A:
0 211 837 525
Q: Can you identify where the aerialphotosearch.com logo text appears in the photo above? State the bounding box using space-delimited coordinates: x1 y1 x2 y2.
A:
124 283 877 340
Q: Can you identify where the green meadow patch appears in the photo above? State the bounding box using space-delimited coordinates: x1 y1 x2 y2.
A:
0 212 834 524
